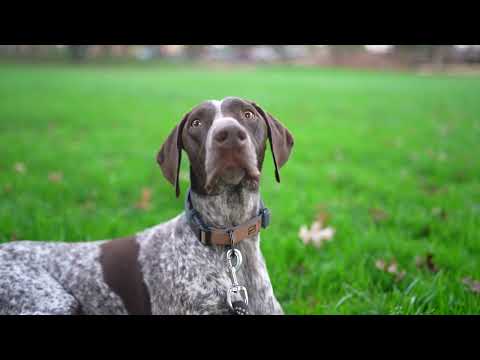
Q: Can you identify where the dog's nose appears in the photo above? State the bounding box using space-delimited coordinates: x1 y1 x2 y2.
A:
214 125 247 148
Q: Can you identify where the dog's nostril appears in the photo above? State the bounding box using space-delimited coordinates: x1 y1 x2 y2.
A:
237 130 247 141
214 130 229 143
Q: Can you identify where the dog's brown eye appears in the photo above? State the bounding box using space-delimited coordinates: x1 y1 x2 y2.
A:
191 119 202 128
244 111 254 120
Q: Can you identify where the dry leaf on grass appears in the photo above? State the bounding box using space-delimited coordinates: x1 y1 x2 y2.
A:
48 171 63 183
432 207 448 220
395 271 407 282
315 205 331 226
375 259 387 271
387 261 398 274
299 204 336 249
375 258 406 282
299 226 311 245
4 184 12 193
415 253 439 273
136 187 153 210
82 200 96 210
14 162 26 174
299 221 335 249
422 184 446 196
369 208 390 223
462 277 480 295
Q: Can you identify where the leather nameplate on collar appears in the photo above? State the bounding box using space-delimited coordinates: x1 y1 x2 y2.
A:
198 216 262 246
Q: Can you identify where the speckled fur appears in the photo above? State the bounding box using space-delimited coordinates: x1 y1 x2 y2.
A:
0 241 128 315
137 186 283 315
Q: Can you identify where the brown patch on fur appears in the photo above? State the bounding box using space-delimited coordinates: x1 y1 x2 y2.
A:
100 237 152 315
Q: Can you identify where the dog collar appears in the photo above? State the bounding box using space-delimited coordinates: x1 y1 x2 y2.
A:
185 188 270 246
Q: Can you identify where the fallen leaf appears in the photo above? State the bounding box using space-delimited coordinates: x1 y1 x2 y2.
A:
387 261 398 274
375 259 387 271
426 254 439 273
375 258 407 283
4 184 12 193
320 227 335 242
81 200 96 210
453 171 467 183
14 162 26 174
422 184 446 195
415 256 424 268
292 264 306 275
298 225 310 245
415 253 439 273
395 271 407 282
369 208 389 223
48 171 63 183
462 277 480 294
315 205 331 227
298 219 335 249
135 187 152 210
432 207 448 220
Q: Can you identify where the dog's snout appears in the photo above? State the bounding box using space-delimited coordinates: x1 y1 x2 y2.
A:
214 125 247 148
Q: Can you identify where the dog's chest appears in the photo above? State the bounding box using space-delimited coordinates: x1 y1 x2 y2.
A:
136 216 282 315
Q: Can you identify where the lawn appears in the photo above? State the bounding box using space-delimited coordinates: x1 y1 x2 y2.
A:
1 62 479 314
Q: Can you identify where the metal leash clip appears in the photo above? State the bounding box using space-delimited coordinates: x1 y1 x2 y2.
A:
225 231 249 313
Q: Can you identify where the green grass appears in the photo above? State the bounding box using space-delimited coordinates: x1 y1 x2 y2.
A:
1 62 479 314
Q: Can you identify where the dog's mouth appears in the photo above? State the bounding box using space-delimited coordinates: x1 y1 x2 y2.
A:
205 150 260 192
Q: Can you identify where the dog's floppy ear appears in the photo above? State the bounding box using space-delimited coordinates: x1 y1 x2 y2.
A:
251 102 294 182
157 113 189 198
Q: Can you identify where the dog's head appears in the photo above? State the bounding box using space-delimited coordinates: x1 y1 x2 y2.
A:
157 97 294 197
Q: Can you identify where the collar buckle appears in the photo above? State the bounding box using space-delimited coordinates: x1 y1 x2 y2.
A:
260 207 271 229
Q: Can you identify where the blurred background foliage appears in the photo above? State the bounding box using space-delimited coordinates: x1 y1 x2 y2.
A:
2 45 480 73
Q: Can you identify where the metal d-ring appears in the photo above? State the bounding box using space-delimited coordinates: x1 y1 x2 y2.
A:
226 248 243 273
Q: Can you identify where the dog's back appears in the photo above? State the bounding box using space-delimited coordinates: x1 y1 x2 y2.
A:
0 239 127 314
0 214 235 315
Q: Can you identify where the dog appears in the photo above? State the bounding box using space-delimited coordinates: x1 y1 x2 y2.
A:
0 97 294 315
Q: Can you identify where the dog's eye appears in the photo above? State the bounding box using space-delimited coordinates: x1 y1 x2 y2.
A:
191 119 202 128
244 111 254 120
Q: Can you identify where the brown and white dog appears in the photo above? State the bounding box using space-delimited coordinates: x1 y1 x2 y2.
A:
0 97 294 315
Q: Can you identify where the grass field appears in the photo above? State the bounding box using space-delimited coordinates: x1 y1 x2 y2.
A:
1 62 479 314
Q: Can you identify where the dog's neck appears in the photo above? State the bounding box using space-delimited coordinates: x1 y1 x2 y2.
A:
189 185 261 230
188 184 283 314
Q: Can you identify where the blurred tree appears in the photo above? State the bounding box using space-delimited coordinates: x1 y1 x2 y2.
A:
271 45 289 61
393 45 454 68
328 45 365 65
185 45 207 60
101 45 113 57
68 45 90 61
232 45 255 61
